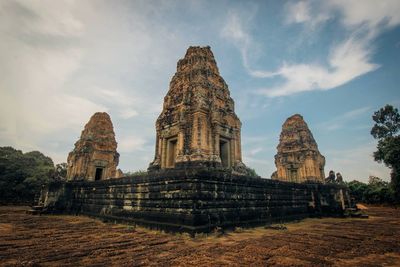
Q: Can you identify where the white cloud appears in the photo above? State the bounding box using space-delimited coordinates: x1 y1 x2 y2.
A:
285 0 331 29
285 1 311 24
0 0 84 37
95 89 139 119
0 1 105 142
118 137 147 153
257 35 379 97
223 0 400 97
221 11 252 71
0 0 186 170
327 0 400 29
285 0 400 32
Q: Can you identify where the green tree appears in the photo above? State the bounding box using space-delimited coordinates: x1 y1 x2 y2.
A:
246 167 259 177
347 177 394 204
347 180 368 203
364 176 394 204
0 147 55 203
371 105 400 203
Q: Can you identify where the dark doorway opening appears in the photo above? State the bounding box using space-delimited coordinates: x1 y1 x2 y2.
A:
219 139 230 168
95 168 103 181
167 138 177 168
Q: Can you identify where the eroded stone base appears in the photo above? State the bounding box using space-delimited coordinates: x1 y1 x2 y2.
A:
43 169 353 234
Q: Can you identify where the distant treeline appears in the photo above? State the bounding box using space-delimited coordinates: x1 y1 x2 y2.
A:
347 177 395 204
0 146 66 204
0 145 396 206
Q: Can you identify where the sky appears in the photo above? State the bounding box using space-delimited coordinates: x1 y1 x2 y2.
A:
0 0 399 182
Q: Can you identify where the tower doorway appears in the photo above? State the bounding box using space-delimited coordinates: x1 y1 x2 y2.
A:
95 167 103 181
166 138 177 168
219 138 230 168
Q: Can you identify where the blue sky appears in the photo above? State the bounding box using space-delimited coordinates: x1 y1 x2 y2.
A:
0 0 399 182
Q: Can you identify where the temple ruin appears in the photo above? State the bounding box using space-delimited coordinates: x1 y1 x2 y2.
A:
42 46 353 234
272 114 325 183
66 112 119 181
149 46 247 174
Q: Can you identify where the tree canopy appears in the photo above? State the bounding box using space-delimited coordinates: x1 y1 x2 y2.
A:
347 177 394 204
0 146 57 204
371 105 400 203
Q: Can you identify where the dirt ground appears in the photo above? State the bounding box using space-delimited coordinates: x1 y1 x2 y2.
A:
0 206 399 266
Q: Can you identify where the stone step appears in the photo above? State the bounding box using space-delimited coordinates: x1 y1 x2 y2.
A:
26 209 42 215
345 208 358 212
344 208 369 219
26 205 45 215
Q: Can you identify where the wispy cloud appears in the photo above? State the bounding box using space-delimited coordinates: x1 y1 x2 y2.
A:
325 141 391 182
327 0 400 29
0 0 188 170
118 136 147 153
221 10 279 78
318 106 371 131
284 0 330 28
285 1 311 24
257 35 379 97
222 0 400 97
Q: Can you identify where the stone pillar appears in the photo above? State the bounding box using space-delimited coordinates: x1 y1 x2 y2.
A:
161 138 167 168
214 126 220 161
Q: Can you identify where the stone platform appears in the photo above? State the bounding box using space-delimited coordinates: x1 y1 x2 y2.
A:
43 169 352 234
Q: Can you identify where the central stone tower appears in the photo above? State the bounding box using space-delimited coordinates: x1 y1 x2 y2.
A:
149 46 246 172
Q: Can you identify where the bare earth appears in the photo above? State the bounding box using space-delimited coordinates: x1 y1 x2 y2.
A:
1 206 399 266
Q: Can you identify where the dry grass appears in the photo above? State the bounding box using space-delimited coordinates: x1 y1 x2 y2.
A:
1 205 400 266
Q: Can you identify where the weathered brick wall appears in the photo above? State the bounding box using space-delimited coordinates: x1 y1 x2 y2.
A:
43 169 352 234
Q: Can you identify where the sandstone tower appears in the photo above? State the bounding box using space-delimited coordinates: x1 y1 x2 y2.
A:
149 46 247 173
272 114 325 183
66 112 120 181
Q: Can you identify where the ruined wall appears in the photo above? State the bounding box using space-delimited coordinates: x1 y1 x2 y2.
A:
44 170 352 234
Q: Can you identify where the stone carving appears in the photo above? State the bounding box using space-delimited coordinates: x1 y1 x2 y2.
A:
272 114 325 183
149 46 248 174
325 170 336 183
325 171 344 184
336 172 344 183
66 112 120 181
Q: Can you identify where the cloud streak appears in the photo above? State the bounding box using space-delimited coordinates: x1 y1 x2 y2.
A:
221 10 280 79
257 36 379 97
318 106 371 131
325 141 391 182
222 0 400 97
0 0 188 169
